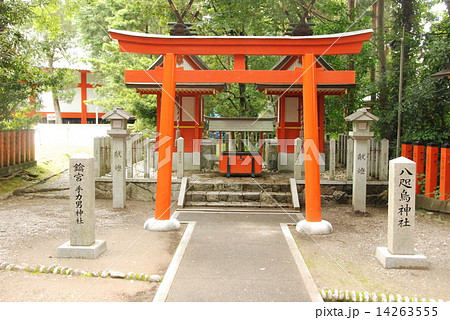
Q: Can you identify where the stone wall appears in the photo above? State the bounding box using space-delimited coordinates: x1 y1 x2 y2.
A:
95 177 387 206
297 181 388 206
95 178 181 201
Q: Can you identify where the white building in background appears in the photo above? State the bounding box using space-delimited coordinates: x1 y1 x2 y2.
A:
38 69 107 124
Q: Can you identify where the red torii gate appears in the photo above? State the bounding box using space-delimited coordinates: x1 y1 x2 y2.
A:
110 29 373 232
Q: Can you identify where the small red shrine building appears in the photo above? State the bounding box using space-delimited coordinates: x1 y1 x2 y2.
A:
257 56 354 171
127 55 223 170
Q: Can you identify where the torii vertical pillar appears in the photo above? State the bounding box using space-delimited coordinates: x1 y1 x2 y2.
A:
296 54 332 235
144 53 180 231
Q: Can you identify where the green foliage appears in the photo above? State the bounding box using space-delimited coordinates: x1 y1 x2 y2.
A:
400 16 450 143
0 0 47 129
28 0 82 122
377 0 449 144
6 0 442 144
74 0 174 129
1 105 41 130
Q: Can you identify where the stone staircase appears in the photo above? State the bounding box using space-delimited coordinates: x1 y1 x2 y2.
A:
182 179 293 208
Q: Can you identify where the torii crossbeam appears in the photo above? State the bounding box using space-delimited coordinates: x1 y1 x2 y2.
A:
110 29 373 233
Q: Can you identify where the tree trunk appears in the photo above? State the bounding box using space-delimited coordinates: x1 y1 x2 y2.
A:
376 0 388 111
370 2 377 103
48 55 63 124
239 83 246 114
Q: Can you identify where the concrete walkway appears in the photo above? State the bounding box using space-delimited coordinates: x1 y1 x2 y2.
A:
159 209 322 302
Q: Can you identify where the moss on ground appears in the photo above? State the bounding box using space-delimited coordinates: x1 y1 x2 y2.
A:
0 165 52 195
0 144 91 196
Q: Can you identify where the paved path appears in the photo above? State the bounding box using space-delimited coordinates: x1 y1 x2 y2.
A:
163 209 319 302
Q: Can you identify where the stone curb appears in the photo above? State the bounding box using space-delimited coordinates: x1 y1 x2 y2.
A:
0 261 162 283
320 289 447 302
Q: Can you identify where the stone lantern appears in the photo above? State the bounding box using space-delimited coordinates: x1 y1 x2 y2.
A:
103 107 134 137
102 107 135 208
346 108 378 139
345 108 379 214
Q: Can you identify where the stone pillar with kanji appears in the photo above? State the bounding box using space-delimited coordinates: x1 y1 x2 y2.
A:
102 107 135 209
345 109 379 214
57 154 106 259
376 157 428 268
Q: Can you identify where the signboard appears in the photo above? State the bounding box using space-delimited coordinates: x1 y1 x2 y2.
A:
47 113 57 122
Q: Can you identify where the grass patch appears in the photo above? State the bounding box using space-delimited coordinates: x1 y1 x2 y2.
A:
0 144 92 196
0 166 52 195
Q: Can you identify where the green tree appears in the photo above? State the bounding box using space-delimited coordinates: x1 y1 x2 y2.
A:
377 0 449 145
71 0 448 145
29 0 80 124
74 0 174 130
0 0 46 129
400 10 450 143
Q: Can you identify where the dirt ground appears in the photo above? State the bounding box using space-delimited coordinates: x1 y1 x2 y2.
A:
0 168 449 302
291 204 450 301
0 196 185 302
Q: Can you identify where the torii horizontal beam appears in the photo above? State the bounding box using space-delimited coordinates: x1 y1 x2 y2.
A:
109 29 373 56
124 67 355 85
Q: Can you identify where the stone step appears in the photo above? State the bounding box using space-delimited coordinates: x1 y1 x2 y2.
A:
184 201 292 208
185 190 292 206
185 191 291 202
188 182 290 193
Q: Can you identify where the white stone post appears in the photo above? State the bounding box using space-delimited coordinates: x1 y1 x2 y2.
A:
93 137 100 177
57 154 106 259
376 157 428 268
227 132 235 152
149 138 156 171
177 137 184 179
379 138 389 180
126 136 133 178
111 136 127 208
370 138 377 178
143 137 149 178
346 138 353 180
329 138 336 180
366 138 373 178
345 109 379 214
144 138 156 178
191 138 202 170
374 139 380 179
352 137 369 213
266 138 278 171
294 138 303 180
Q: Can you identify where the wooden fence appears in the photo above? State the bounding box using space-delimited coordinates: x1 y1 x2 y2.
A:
0 129 36 175
94 133 157 178
401 142 449 201
328 135 389 181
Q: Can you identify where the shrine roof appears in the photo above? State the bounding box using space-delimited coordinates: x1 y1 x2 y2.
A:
255 83 355 96
127 54 225 93
257 56 352 94
111 29 372 41
109 29 373 56
431 64 450 78
148 55 210 70
271 56 334 71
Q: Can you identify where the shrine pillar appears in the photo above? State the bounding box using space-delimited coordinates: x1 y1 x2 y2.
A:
144 53 180 231
296 54 332 235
